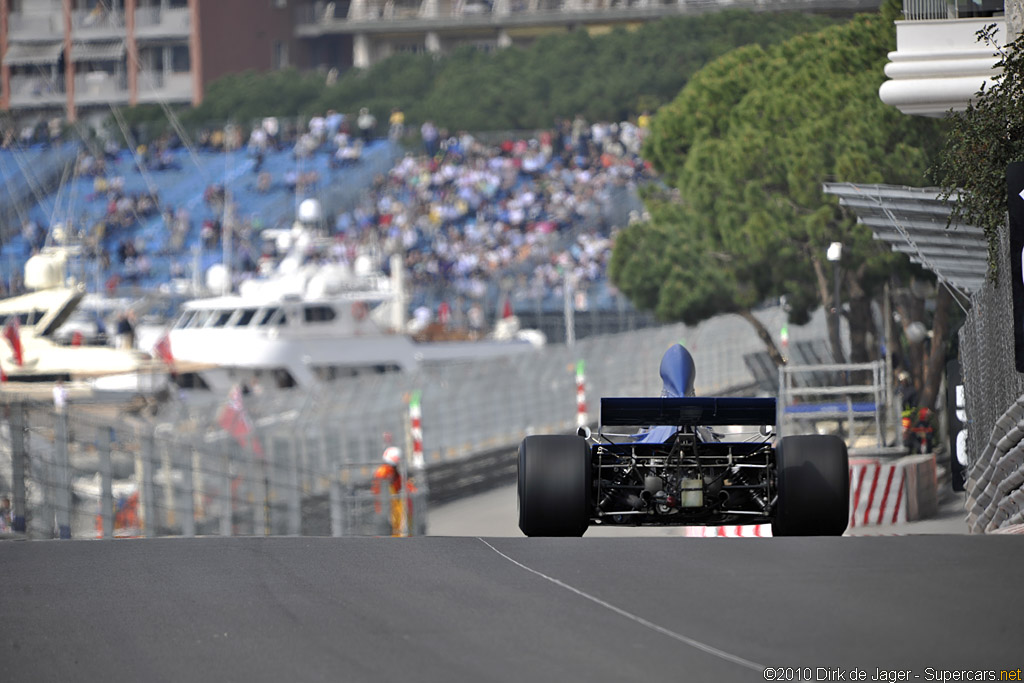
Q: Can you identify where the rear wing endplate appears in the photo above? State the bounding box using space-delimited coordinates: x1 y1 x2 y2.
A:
601 397 777 427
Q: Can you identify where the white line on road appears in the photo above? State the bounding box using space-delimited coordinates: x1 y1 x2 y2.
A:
478 538 766 673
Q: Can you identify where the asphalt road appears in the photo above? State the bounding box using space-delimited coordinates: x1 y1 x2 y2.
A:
3 533 1021 683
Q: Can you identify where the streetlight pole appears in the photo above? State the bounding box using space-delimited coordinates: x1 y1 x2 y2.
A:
827 242 845 365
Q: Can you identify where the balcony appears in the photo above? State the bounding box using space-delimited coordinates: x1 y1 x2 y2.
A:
72 71 129 106
879 10 1005 116
901 0 1003 19
134 69 194 104
135 7 190 39
8 11 62 39
71 8 127 40
7 73 65 108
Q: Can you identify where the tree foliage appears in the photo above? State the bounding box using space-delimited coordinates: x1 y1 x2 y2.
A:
610 0 945 364
119 11 840 133
930 25 1024 280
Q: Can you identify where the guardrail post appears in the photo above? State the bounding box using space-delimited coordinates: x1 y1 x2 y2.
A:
329 476 342 537
181 446 195 538
220 443 233 537
160 436 176 532
97 424 113 539
54 411 71 539
287 437 301 535
9 402 28 533
140 428 156 538
250 441 265 536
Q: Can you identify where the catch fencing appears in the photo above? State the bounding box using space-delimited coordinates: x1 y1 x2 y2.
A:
960 228 1024 532
0 305 828 539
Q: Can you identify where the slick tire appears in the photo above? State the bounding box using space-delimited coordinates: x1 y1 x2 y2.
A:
771 434 849 537
518 434 590 537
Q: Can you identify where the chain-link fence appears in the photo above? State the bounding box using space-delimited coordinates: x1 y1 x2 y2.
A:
0 305 827 539
960 227 1024 531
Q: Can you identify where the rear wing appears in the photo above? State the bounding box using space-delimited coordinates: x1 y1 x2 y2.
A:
601 397 777 427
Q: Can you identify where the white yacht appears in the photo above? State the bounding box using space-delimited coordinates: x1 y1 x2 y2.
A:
0 249 176 393
158 252 419 394
145 201 544 394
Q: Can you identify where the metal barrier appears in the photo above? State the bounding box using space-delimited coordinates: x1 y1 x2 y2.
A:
778 360 899 454
960 227 1024 532
0 304 830 539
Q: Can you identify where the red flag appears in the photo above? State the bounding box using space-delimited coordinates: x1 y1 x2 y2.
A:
153 332 174 366
71 330 84 347
2 317 23 366
502 297 513 319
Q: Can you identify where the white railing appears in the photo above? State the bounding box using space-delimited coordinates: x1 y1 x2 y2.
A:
71 8 126 32
8 12 60 36
135 6 190 34
73 72 128 100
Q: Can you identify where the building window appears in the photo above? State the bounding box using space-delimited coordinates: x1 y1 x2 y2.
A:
272 41 289 69
171 44 190 72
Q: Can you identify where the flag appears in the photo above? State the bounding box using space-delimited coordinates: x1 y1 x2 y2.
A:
217 385 263 456
71 330 84 347
2 317 23 366
153 332 174 367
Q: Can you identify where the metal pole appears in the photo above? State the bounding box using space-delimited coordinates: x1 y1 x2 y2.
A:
287 437 301 535
160 434 176 531
141 428 157 538
329 476 342 537
833 260 843 364
97 424 113 539
884 283 896 443
564 269 575 347
10 403 27 533
54 411 71 539
182 446 196 538
220 444 233 537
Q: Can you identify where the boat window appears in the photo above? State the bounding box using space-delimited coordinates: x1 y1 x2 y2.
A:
174 310 197 329
188 310 213 328
304 305 336 323
31 310 44 325
236 308 258 327
211 310 233 327
257 307 282 326
272 368 296 389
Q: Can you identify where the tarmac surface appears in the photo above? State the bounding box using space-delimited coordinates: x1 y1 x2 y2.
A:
4 485 1021 683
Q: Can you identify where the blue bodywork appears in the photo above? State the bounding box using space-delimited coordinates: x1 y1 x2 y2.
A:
637 344 696 444
601 344 776 444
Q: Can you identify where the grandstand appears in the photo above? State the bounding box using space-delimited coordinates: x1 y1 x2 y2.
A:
0 119 653 339
0 136 400 296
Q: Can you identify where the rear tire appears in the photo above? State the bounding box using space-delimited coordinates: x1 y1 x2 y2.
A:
518 434 591 537
771 435 849 536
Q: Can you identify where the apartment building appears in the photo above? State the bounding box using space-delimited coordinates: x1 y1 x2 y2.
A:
0 0 302 123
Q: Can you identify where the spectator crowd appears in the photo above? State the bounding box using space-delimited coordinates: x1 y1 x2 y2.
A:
2 109 656 330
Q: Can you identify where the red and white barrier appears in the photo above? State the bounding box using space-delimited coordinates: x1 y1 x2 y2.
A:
689 454 936 537
409 390 424 469
848 458 906 528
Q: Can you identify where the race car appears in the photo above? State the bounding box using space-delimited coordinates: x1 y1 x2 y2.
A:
517 344 849 537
